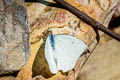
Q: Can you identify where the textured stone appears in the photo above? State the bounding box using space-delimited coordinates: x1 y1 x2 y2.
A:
16 0 117 80
77 39 120 80
31 0 117 79
0 0 30 75
113 0 120 17
0 76 15 80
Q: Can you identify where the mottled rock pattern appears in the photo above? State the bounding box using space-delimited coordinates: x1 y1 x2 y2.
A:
0 76 15 80
0 0 30 75
16 0 117 80
30 0 117 79
114 0 120 17
77 39 120 80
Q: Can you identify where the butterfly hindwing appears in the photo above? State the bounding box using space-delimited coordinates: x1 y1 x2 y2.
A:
54 35 87 72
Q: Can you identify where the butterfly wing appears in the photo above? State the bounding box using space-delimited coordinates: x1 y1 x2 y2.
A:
45 34 88 74
45 35 58 74
54 35 87 72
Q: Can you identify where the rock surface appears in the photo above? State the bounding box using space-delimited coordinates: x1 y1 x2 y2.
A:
77 39 120 80
16 0 118 80
0 0 30 75
30 0 117 79
0 76 15 80
113 0 120 18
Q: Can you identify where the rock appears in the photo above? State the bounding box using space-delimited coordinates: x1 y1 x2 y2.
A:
0 76 15 80
33 72 66 80
77 39 120 80
31 0 117 79
113 0 120 18
0 0 30 75
16 0 117 80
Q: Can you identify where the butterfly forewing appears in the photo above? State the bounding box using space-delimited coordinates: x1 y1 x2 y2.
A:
45 35 58 74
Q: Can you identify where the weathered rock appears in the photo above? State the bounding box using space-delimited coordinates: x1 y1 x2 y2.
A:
113 0 120 18
77 39 120 80
0 76 15 80
16 0 117 80
0 0 30 75
31 0 117 79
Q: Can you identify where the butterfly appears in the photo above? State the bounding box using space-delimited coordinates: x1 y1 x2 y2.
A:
45 33 88 74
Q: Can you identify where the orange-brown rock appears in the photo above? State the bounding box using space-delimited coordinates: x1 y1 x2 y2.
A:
77 39 120 80
16 0 117 80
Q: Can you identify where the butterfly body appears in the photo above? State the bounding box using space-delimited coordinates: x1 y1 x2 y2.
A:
45 34 88 74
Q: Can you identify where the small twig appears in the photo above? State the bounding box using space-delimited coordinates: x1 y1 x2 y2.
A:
54 0 120 41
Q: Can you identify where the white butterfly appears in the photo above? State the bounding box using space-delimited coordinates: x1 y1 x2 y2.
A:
45 33 88 74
